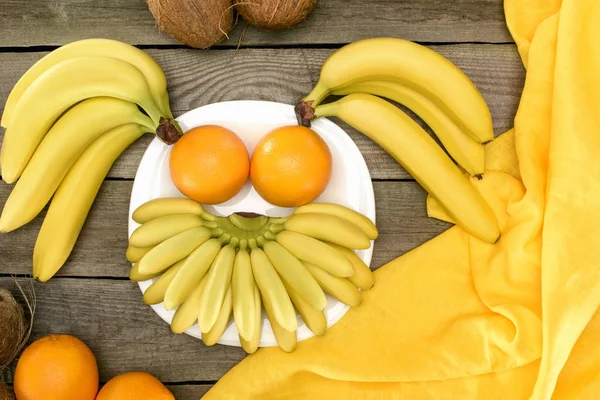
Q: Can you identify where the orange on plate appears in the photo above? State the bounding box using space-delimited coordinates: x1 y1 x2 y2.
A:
96 372 174 400
250 125 332 207
13 334 99 400
169 125 250 204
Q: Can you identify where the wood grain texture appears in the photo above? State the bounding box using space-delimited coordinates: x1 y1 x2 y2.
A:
0 0 512 47
0 180 451 277
0 45 525 180
168 385 212 399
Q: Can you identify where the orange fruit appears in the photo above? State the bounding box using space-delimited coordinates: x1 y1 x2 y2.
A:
250 125 332 207
96 372 174 400
169 125 250 204
13 334 99 400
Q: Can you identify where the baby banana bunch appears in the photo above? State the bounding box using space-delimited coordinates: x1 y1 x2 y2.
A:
295 37 500 243
0 38 182 282
128 198 378 353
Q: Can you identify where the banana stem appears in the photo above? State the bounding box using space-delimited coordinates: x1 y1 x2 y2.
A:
295 82 330 127
156 117 183 145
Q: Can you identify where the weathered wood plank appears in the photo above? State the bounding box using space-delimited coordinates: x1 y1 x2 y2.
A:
0 180 451 277
168 385 212 399
0 45 525 180
0 0 512 47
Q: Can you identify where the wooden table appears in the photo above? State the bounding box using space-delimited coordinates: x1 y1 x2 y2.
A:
0 1 524 398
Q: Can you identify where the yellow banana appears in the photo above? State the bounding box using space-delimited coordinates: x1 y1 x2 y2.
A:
138 227 212 274
202 286 233 346
284 213 372 250
305 263 362 307
143 259 187 305
232 249 256 342
250 247 297 332
240 286 262 354
126 245 154 263
325 242 374 290
297 37 493 143
262 241 327 311
130 214 205 248
132 197 211 224
1 38 172 128
293 202 378 240
314 93 500 244
129 262 162 282
171 276 208 334
262 293 297 353
284 282 327 336
0 98 154 233
163 238 222 311
31 123 147 282
1 56 165 183
275 230 353 277
198 244 236 333
332 81 485 176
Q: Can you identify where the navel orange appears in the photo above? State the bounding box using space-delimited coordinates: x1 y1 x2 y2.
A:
250 125 332 207
169 125 250 204
96 372 174 400
13 334 99 400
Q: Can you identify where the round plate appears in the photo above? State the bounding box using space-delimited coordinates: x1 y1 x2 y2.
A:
128 100 375 347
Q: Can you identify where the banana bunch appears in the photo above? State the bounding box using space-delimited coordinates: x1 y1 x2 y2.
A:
0 38 182 282
295 37 500 244
127 198 377 353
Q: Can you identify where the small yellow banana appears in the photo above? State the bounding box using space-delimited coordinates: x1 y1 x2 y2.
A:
202 286 233 346
250 247 297 332
314 93 500 244
132 197 212 224
198 244 236 333
137 227 212 275
284 213 372 250
130 214 205 248
305 263 362 307
232 249 256 342
129 263 162 282
171 277 208 334
126 245 154 263
240 286 262 354
143 259 187 305
284 282 327 336
293 202 378 240
262 293 297 353
325 242 374 290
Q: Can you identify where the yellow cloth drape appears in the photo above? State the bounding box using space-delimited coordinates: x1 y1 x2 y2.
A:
203 0 600 398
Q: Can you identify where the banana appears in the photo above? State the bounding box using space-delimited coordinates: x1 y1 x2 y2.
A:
1 56 166 183
275 231 353 277
130 214 206 248
250 247 297 332
30 123 147 282
138 227 212 274
129 262 162 282
132 198 212 224
284 282 327 336
314 93 500 243
262 241 327 311
202 286 233 346
332 81 485 176
305 263 362 307
232 249 256 342
163 238 222 311
143 259 187 305
1 38 172 128
171 276 209 334
0 98 154 233
294 202 379 240
325 242 374 290
198 244 236 333
296 37 493 143
240 286 262 354
284 213 372 250
126 245 154 263
262 293 297 353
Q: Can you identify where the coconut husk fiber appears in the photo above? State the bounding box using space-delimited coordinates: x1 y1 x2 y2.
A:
0 280 35 372
0 381 14 400
234 0 318 30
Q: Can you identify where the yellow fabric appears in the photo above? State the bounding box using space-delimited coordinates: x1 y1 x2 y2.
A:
203 0 600 398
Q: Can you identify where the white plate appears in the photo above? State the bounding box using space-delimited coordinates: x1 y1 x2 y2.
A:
128 100 375 347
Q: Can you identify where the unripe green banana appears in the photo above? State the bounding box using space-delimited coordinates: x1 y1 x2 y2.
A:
232 249 256 342
130 214 205 248
171 277 208 334
284 213 372 250
325 242 374 290
293 202 378 240
132 197 211 224
305 263 362 307
202 286 233 347
143 259 187 305
240 286 262 354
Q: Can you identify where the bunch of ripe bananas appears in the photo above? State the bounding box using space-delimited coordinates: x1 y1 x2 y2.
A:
127 198 377 353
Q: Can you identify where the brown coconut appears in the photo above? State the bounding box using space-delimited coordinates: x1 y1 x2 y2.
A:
0 381 14 400
147 0 235 49
234 0 318 30
0 289 25 371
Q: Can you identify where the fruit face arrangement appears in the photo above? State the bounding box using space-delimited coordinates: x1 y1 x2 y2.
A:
127 198 377 353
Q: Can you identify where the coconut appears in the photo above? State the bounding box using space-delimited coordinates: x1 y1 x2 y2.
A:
234 0 318 30
0 381 14 400
147 0 235 49
0 281 35 372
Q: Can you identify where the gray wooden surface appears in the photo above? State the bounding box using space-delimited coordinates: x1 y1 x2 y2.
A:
0 1 524 399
